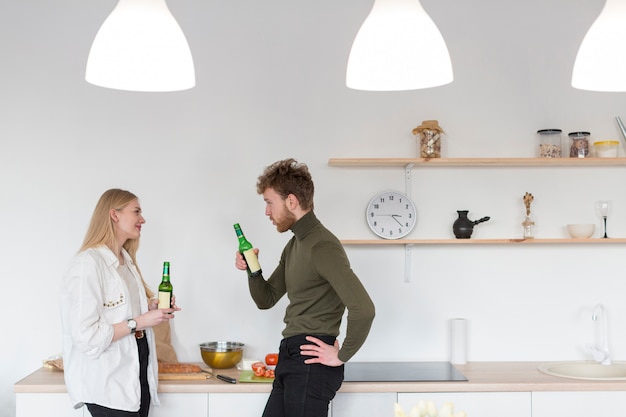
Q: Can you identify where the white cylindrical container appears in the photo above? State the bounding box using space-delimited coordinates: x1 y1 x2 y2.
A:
450 318 467 365
594 140 619 157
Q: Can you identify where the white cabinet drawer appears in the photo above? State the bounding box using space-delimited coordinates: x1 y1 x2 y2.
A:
398 392 531 417
532 391 626 417
331 392 396 417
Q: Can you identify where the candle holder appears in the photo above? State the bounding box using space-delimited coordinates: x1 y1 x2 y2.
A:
595 200 611 238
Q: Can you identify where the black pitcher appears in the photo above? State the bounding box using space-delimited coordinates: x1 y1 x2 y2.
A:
453 210 490 239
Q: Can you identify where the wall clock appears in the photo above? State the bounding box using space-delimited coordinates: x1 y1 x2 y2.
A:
366 191 417 239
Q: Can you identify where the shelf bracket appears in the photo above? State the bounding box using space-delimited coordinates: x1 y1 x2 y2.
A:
404 164 415 282
404 163 414 198
404 244 413 283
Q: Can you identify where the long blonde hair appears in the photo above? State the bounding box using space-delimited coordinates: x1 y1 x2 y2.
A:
80 188 154 298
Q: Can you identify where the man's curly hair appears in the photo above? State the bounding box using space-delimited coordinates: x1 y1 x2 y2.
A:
256 158 314 210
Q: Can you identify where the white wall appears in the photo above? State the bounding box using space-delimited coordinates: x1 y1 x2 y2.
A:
3 0 626 416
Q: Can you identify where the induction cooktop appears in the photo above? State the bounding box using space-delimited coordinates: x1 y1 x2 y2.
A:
344 361 467 382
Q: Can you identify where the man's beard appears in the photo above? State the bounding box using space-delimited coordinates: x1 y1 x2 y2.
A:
275 208 297 233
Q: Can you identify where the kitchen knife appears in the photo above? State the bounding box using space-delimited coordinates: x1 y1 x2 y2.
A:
217 374 237 384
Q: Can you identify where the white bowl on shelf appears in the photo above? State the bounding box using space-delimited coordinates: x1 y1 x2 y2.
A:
566 224 595 239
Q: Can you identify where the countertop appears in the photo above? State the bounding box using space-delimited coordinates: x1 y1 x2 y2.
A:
14 362 626 394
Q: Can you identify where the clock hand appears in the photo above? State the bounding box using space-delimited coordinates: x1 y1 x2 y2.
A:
390 214 404 226
374 214 402 218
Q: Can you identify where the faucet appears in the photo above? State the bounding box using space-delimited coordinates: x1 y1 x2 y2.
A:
589 304 612 365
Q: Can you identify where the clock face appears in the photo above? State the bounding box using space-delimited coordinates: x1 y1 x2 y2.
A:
366 191 417 239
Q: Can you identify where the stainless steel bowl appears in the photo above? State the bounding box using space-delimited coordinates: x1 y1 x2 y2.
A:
199 341 244 369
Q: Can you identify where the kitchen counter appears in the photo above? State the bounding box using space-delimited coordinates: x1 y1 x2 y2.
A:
14 361 626 394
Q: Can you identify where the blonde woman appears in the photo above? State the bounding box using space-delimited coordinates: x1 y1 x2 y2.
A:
60 189 179 417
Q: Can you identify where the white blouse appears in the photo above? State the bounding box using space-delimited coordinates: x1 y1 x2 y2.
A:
60 245 159 411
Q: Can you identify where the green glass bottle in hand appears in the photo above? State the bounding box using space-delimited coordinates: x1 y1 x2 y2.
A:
234 223 262 277
158 261 173 309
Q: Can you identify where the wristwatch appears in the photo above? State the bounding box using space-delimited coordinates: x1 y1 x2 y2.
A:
127 319 137 334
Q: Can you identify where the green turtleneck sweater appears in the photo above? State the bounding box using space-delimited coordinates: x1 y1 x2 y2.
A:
248 211 375 363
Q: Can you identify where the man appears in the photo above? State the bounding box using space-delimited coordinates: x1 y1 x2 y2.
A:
235 158 375 417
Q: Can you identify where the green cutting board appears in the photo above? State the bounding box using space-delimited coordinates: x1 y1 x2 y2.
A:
238 370 274 383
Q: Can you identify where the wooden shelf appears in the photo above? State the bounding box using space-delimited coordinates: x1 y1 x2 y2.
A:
328 157 626 167
341 238 626 245
330 156 626 281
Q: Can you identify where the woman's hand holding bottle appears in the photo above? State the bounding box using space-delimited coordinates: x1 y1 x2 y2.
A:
139 296 181 329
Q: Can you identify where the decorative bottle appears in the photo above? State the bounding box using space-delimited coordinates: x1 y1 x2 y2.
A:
522 216 535 239
158 261 173 309
234 223 262 277
522 192 535 239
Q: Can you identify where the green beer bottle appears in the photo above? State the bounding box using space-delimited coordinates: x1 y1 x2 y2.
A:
234 223 262 276
158 261 173 309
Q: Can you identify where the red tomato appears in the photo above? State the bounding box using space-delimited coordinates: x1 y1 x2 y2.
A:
265 353 279 366
251 362 266 377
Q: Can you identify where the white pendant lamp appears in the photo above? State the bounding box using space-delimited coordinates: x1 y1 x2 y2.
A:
346 0 453 91
86 0 195 92
572 0 626 92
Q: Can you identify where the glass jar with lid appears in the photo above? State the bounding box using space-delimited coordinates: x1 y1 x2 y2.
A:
568 131 590 158
537 129 562 158
413 120 444 158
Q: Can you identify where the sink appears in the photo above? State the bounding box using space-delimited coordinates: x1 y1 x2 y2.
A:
538 361 626 380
